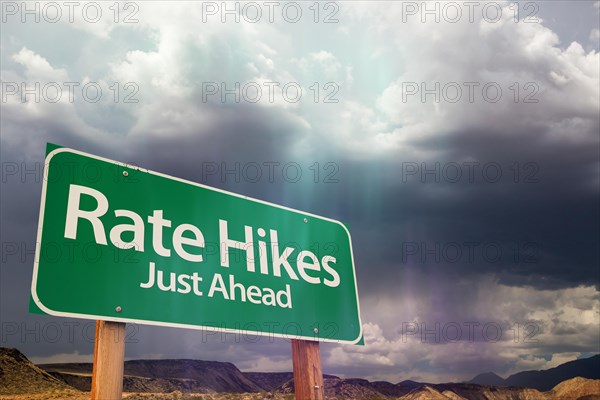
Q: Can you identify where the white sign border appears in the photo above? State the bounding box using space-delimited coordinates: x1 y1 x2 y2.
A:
31 146 363 345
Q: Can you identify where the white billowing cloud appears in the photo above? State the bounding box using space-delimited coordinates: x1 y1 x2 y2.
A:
326 321 439 382
293 1 598 159
108 41 212 137
292 51 345 81
2 47 109 156
104 3 322 137
328 323 396 368
309 100 391 157
11 1 131 38
325 276 599 382
511 352 581 373
11 48 68 82
3 1 597 158
58 1 129 39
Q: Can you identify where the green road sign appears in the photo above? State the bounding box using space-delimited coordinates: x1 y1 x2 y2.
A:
31 144 362 344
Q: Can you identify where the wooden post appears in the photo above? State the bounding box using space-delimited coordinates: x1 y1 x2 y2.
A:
291 339 324 400
91 320 126 400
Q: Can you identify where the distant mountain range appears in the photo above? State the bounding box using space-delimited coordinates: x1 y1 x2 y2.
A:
469 354 600 391
38 358 263 393
1 347 599 399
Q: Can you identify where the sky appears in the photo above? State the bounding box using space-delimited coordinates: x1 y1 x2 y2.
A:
1 0 599 384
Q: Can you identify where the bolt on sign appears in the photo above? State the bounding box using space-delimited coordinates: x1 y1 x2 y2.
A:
30 144 363 344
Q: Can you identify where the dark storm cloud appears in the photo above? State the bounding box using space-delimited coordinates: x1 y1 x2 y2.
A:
336 120 599 292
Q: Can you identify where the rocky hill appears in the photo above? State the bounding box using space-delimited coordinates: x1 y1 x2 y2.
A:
279 375 388 399
0 348 78 395
546 377 600 400
276 375 599 399
431 382 545 399
396 379 600 399
371 380 417 397
400 386 459 400
242 372 341 392
243 372 295 391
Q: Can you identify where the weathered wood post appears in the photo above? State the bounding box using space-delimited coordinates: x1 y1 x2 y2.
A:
292 339 324 400
90 320 126 400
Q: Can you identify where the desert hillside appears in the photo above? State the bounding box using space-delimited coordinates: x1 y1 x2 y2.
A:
0 347 77 395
